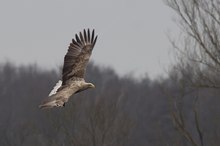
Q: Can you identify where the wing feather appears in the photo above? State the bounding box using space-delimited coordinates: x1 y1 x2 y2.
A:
92 36 98 48
75 34 82 45
62 29 97 85
87 29 90 42
91 29 95 42
79 32 84 44
72 39 80 47
84 29 87 43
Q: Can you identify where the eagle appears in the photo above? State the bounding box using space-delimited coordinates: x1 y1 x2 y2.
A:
39 29 97 109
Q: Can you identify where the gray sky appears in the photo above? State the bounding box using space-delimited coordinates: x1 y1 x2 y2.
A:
0 0 178 79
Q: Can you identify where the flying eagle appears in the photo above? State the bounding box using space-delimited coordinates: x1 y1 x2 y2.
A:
39 29 97 109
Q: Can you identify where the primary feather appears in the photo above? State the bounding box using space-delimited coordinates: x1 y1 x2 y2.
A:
39 29 97 109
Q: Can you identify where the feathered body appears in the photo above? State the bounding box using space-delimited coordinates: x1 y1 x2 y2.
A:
39 29 97 109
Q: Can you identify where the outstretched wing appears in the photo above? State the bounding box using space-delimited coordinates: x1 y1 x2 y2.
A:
62 29 97 85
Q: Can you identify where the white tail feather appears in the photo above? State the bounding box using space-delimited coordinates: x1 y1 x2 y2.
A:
48 80 62 96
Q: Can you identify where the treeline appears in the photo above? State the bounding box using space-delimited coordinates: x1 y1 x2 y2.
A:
0 61 219 146
1 0 220 145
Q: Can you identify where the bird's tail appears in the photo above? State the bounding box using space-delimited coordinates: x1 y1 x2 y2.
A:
39 98 64 109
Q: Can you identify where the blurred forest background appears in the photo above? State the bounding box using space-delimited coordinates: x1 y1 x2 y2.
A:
1 0 220 145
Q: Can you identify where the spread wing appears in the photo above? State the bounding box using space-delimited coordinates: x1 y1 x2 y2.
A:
62 29 97 85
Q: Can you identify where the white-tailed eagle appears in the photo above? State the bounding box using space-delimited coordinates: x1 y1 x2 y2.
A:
39 29 97 109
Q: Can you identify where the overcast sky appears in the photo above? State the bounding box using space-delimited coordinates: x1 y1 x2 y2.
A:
0 0 178 79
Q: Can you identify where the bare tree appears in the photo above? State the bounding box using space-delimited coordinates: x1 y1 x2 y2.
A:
165 0 220 145
166 0 220 88
163 70 204 146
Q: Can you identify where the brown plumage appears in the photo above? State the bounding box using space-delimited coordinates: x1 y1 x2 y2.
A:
39 29 97 109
